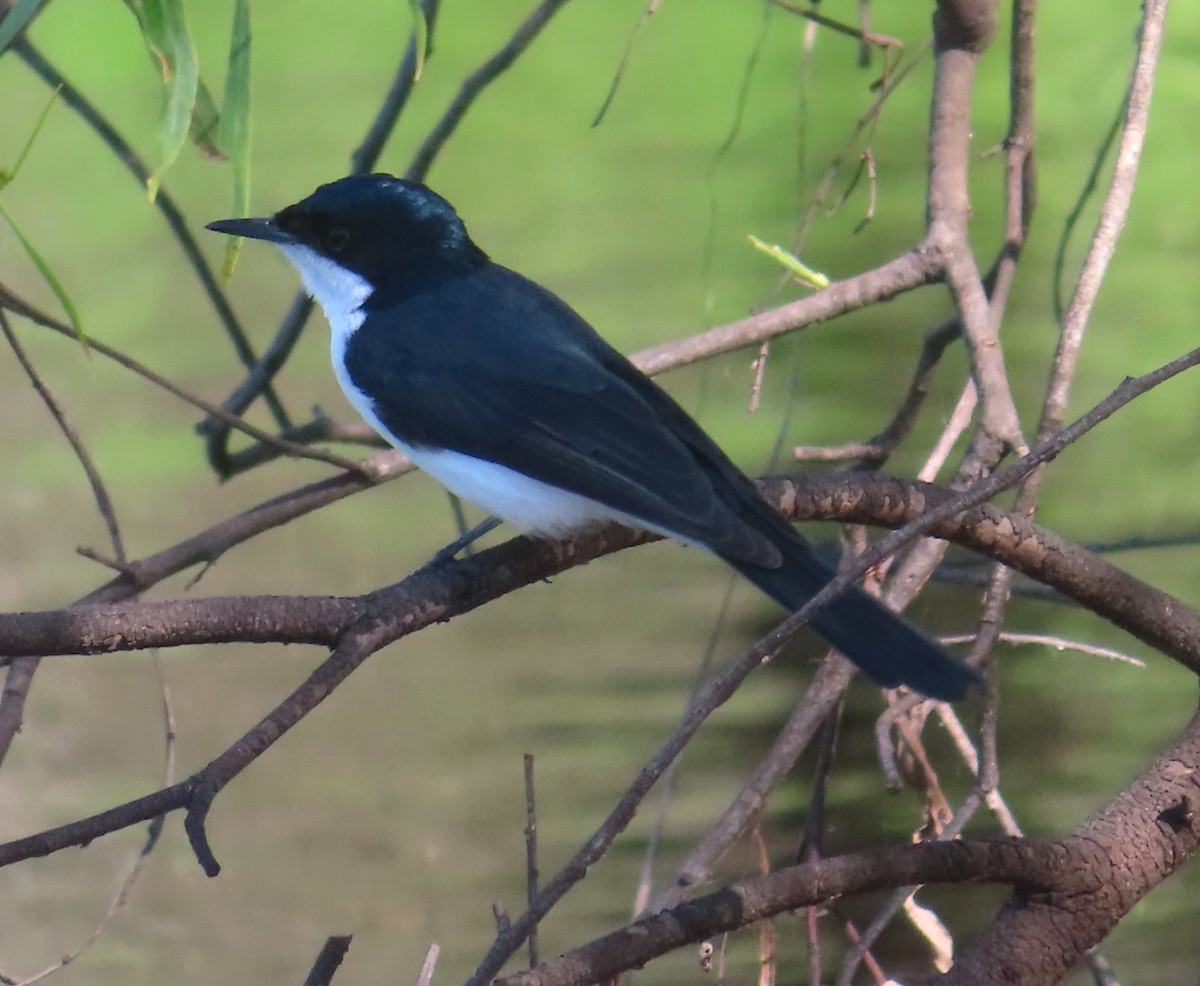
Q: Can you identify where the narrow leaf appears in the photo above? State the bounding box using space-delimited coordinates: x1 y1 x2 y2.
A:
123 0 199 201
217 0 251 281
0 199 87 347
746 234 830 289
1 85 61 188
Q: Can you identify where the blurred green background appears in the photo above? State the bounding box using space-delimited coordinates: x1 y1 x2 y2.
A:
1 1 1199 983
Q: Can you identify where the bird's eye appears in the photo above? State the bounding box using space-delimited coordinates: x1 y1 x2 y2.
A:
325 225 351 254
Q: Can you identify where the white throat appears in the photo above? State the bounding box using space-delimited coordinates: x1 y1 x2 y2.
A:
277 240 387 452
278 242 373 351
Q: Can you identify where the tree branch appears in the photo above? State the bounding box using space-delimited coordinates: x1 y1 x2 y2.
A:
496 840 1061 986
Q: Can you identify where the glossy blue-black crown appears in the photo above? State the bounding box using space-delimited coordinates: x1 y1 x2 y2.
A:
273 174 485 284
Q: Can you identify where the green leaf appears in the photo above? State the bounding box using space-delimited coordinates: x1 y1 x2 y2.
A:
0 0 40 55
0 84 81 345
217 0 251 281
190 80 224 160
0 84 61 188
0 199 87 347
746 234 830 289
123 0 199 202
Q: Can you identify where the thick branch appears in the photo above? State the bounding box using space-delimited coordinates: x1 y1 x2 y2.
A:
4 469 1200 673
935 704 1200 985
497 840 1061 986
498 707 1200 986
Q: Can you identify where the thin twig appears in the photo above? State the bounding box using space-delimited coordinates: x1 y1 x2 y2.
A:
350 0 441 173
301 936 353 986
5 654 174 986
635 245 944 375
406 0 575 182
653 658 853 913
764 0 903 49
833 791 982 986
0 306 125 773
0 284 368 476
415 944 441 986
939 632 1144 667
630 578 737 918
1035 0 1166 446
523 753 539 969
1051 100 1123 326
0 308 125 563
591 0 660 127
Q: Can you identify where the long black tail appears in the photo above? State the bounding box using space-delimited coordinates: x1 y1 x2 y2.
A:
725 535 978 701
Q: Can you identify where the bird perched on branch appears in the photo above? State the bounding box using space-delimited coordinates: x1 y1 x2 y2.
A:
209 174 976 700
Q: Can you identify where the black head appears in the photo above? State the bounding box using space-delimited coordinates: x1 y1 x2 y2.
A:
207 174 486 286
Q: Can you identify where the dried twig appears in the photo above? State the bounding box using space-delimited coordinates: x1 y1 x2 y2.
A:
523 753 539 969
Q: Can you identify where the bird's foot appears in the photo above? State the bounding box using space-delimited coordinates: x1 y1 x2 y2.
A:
420 515 502 572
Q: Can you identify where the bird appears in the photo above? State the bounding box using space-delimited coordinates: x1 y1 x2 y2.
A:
208 174 977 700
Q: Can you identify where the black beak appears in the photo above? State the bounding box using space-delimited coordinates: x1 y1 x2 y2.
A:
206 217 296 244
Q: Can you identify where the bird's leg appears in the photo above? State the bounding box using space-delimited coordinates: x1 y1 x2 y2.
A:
421 515 502 570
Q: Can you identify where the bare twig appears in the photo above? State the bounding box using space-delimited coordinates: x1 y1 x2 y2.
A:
764 0 902 49
415 944 440 986
653 658 853 912
4 654 174 986
791 39 929 264
6 815 166 986
0 307 125 564
591 0 660 127
406 0 575 183
939 632 1145 667
630 580 737 918
523 753 539 969
350 0 441 173
1052 100 1123 326
0 284 368 476
1035 0 1166 446
301 936 353 986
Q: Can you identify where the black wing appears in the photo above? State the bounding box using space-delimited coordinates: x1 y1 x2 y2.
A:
343 262 784 567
